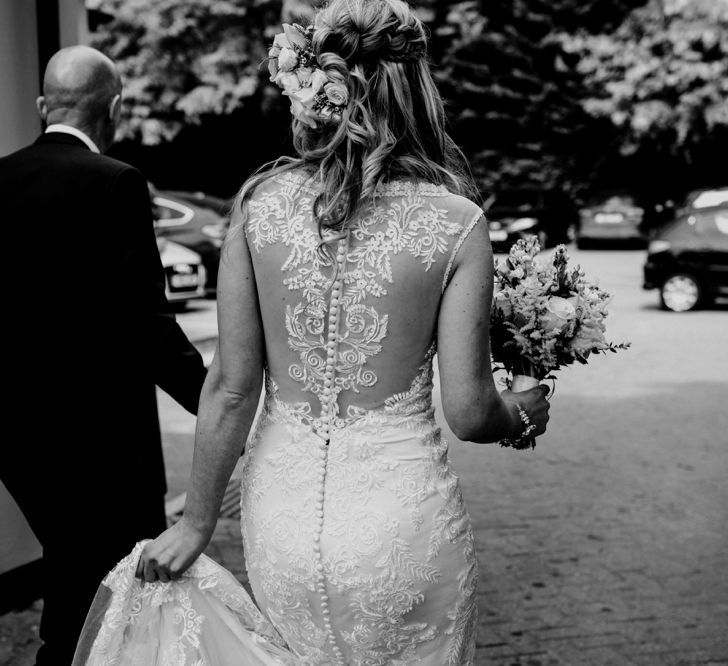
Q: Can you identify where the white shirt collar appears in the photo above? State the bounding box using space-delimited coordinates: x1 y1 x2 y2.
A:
45 124 101 154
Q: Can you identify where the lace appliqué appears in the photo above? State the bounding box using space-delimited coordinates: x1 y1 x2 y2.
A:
242 410 477 665
273 171 451 199
264 342 436 436
238 344 477 665
247 174 463 420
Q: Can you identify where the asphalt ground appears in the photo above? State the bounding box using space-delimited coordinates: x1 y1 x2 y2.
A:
2 247 727 665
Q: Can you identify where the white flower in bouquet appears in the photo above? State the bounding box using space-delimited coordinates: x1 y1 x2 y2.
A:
570 322 606 354
541 296 577 333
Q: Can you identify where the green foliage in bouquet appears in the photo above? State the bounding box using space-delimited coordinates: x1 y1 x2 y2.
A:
490 236 630 379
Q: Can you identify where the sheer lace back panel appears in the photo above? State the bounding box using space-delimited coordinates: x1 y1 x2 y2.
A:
245 170 482 436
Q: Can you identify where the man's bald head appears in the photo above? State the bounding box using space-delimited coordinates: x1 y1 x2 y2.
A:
38 46 122 151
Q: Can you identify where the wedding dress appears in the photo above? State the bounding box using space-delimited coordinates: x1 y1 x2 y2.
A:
74 171 484 665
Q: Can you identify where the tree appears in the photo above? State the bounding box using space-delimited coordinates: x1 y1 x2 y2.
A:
91 0 298 144
431 0 648 195
558 0 728 184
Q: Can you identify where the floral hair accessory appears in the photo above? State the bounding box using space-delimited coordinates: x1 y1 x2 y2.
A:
268 23 348 129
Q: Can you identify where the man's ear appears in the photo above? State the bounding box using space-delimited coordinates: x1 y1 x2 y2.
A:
109 93 122 125
36 96 48 122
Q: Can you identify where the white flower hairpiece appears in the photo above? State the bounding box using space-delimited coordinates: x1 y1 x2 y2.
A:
268 23 349 129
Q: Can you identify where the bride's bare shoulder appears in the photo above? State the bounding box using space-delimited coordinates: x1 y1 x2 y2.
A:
436 190 484 220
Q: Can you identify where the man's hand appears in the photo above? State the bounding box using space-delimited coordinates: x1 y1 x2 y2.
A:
135 518 212 583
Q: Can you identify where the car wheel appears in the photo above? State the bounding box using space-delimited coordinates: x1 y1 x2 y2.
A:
660 273 703 312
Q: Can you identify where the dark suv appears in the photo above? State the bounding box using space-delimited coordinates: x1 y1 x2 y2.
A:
643 200 728 311
483 188 577 252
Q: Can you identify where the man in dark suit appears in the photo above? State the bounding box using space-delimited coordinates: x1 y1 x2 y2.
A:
0 46 207 664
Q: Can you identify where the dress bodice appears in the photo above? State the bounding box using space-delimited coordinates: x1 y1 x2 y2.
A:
245 170 483 438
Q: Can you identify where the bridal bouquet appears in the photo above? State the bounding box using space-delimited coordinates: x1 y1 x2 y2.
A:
491 236 630 449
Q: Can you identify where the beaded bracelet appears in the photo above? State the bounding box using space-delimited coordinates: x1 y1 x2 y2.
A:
499 404 537 450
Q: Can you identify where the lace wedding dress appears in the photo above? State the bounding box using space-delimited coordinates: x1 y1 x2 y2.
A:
74 171 484 666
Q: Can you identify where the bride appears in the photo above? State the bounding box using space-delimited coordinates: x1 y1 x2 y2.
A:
73 0 549 663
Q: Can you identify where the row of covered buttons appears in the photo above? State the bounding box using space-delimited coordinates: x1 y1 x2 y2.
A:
317 238 346 442
312 237 347 663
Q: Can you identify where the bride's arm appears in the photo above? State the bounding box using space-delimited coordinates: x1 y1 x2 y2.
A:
437 217 548 443
138 201 264 582
182 209 264 536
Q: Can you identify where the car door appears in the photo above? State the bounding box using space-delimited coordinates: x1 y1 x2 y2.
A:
699 208 728 292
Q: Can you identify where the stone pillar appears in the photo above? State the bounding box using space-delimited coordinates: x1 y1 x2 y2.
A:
0 0 41 157
59 0 90 47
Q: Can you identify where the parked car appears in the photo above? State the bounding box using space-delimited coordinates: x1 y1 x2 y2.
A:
483 188 577 252
643 204 728 311
158 238 207 305
576 191 651 248
162 189 233 219
150 185 229 295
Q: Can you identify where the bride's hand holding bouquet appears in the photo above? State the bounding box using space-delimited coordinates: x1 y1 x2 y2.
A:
491 237 630 449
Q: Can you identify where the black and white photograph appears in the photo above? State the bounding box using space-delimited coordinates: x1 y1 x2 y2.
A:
0 0 726 664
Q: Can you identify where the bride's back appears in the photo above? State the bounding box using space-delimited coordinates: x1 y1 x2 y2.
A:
227 0 486 434
245 170 482 420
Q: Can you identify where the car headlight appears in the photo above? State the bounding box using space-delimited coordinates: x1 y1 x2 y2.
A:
509 217 538 232
202 223 228 248
648 240 671 254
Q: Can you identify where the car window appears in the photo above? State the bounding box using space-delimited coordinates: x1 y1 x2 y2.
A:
153 200 185 222
689 189 728 209
587 194 637 208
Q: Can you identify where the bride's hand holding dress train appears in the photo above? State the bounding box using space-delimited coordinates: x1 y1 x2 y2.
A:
135 516 212 584
135 219 267 586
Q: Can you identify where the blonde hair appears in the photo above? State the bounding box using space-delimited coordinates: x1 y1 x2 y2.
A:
236 0 476 245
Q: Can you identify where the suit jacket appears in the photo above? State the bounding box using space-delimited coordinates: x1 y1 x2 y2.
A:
0 133 207 542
